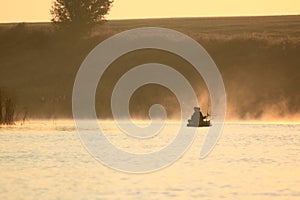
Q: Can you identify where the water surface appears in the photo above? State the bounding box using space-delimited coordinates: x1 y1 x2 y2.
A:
1 122 299 199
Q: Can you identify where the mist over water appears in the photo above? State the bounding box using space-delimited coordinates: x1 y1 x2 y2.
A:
1 16 300 200
0 16 299 121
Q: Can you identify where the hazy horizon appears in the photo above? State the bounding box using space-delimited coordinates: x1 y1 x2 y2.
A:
0 0 300 23
1 16 299 122
1 14 300 24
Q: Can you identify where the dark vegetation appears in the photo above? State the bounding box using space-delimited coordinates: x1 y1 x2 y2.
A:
0 88 15 125
0 15 299 121
50 0 113 31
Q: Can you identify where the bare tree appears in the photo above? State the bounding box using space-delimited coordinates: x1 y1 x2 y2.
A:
0 89 16 125
4 98 15 125
0 91 2 124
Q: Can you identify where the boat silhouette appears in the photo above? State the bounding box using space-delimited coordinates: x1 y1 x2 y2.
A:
187 107 211 127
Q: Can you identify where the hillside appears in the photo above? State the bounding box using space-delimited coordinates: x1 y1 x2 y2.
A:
0 15 299 121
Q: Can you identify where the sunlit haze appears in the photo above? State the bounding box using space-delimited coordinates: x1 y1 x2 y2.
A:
0 0 300 22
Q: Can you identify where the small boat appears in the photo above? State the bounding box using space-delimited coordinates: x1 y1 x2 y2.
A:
187 107 211 127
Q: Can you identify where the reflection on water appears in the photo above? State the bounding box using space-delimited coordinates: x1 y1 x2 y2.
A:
0 121 300 199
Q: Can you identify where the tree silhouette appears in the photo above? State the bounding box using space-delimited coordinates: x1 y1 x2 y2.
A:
50 0 113 28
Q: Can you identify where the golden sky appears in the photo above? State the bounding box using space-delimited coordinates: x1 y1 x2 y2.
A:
0 0 300 22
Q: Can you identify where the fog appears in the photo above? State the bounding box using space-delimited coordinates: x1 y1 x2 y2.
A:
0 16 299 121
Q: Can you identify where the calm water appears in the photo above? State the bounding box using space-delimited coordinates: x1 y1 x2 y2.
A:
1 122 300 199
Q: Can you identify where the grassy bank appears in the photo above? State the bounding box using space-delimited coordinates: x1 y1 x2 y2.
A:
0 15 299 120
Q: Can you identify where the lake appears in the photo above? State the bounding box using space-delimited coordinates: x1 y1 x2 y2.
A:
1 121 300 199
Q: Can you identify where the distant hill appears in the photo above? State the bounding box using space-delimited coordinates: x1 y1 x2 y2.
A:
0 15 299 121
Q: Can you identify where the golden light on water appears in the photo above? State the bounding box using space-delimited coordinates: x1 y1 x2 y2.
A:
0 0 299 198
1 121 300 199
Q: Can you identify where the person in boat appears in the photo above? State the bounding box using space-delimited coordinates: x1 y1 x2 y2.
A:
187 107 209 127
188 107 200 126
